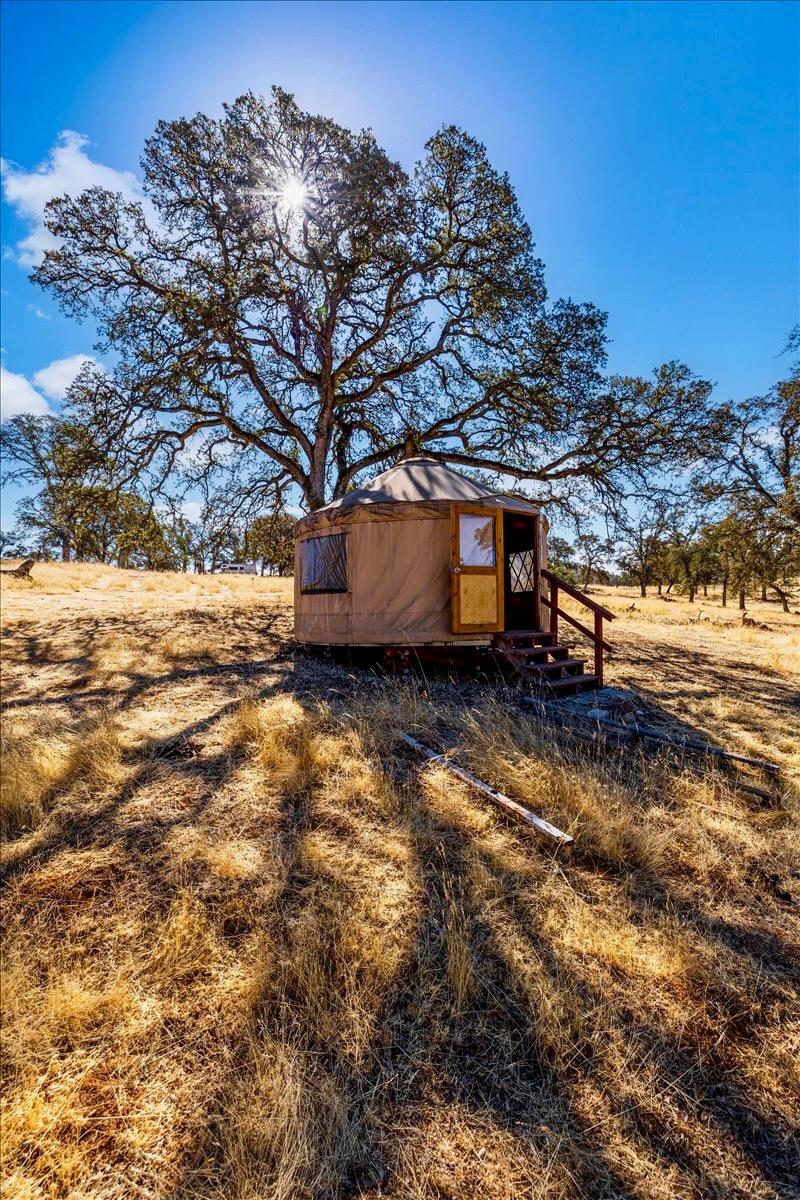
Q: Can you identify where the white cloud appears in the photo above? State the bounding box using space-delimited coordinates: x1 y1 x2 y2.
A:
758 424 783 449
181 500 205 523
0 366 52 419
26 304 51 320
32 353 96 400
1 130 145 266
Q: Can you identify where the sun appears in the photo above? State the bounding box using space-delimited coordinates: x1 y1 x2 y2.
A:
280 176 307 212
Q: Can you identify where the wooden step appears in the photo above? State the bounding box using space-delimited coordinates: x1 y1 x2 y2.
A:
548 645 573 660
494 629 602 696
500 643 577 667
542 673 600 696
503 646 556 664
522 657 586 678
496 630 554 647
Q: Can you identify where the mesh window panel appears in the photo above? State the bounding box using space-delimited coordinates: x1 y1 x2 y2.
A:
509 549 535 593
300 533 348 593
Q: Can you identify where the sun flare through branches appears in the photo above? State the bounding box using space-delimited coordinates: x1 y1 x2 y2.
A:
279 175 308 212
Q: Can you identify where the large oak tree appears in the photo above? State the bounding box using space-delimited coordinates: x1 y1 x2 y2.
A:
34 88 714 512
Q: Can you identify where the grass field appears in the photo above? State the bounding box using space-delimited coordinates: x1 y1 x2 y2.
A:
1 562 798 1200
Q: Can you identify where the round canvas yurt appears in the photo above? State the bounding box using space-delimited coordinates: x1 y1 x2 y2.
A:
293 458 548 647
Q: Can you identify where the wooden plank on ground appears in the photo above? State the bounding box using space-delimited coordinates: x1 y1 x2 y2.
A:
399 732 573 845
521 698 781 774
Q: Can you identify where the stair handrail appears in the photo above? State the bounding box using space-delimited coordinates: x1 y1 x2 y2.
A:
539 568 616 686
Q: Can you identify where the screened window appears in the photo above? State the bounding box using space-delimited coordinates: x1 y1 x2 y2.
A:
458 514 496 567
300 533 348 593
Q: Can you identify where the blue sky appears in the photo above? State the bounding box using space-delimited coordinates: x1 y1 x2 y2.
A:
1 0 798 524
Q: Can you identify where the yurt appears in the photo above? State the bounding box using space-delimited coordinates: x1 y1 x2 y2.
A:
293 457 548 648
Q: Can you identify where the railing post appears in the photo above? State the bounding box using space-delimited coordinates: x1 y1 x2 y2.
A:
550 581 559 643
594 611 603 686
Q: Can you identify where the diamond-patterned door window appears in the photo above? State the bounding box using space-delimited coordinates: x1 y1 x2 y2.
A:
509 549 535 593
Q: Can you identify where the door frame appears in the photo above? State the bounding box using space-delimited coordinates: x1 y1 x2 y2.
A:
450 504 505 633
502 510 542 631
533 513 542 628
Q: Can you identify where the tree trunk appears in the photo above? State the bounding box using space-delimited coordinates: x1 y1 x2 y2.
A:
771 585 790 613
640 581 647 597
760 583 767 602
60 534 71 563
688 583 695 603
657 580 662 595
721 576 728 608
739 587 746 610
309 440 330 512
703 582 708 598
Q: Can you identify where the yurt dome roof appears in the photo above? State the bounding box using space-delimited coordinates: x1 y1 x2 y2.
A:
325 456 512 508
296 458 541 534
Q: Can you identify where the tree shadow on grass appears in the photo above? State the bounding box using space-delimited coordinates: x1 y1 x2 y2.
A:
1 704 240 888
162 722 797 1200
609 630 800 713
378 789 795 1198
0 649 337 888
400 806 796 1200
0 609 290 714
3 622 796 1198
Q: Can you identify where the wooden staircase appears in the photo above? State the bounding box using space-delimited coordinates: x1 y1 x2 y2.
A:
494 629 601 696
494 571 616 698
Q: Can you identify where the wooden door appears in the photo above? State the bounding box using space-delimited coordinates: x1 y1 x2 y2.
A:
450 505 504 633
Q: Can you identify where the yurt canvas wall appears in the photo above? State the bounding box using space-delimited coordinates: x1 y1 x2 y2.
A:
294 506 455 644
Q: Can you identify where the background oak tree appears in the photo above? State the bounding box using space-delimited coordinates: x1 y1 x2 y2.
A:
0 406 108 562
712 328 799 531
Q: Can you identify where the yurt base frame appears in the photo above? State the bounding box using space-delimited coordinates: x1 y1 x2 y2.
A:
297 641 496 672
298 588 616 698
296 637 595 696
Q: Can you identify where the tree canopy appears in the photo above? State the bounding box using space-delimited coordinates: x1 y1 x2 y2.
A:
33 87 715 514
0 407 109 562
712 327 799 533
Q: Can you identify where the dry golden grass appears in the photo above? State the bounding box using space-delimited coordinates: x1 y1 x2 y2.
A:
576 584 800 787
1 564 798 1199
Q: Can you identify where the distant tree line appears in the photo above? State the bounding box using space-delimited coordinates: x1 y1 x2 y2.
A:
547 332 799 610
0 413 295 574
611 504 798 611
552 505 797 612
